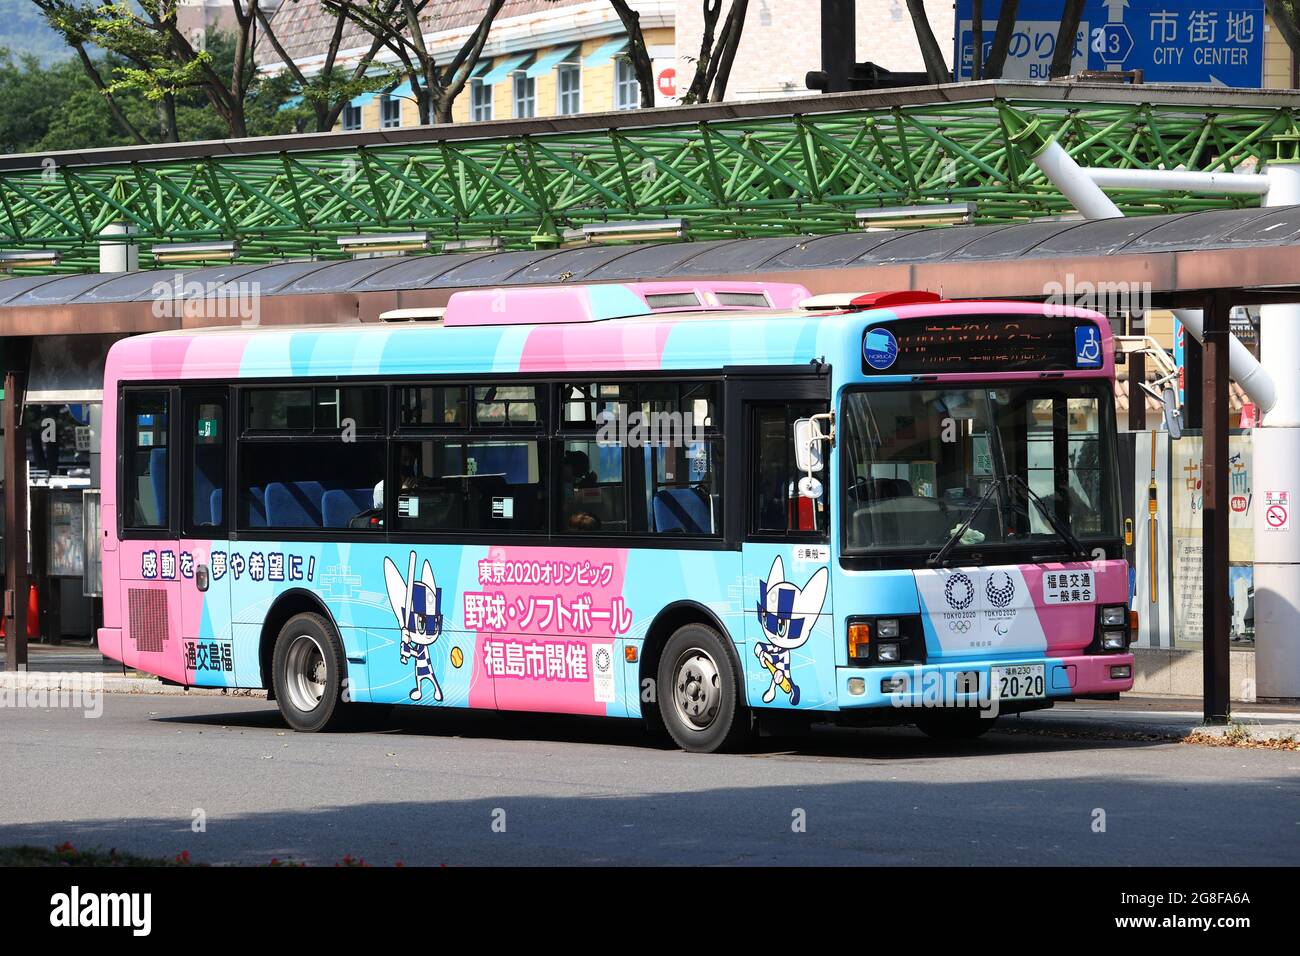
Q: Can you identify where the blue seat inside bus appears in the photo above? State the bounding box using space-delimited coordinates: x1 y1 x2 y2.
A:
264 481 326 527
653 488 711 534
261 481 376 528
321 488 375 527
194 445 223 526
148 447 167 523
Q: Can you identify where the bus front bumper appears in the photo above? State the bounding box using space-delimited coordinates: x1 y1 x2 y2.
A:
835 653 1135 710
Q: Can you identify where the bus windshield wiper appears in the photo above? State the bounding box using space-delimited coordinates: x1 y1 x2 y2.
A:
928 478 1002 568
1007 474 1089 561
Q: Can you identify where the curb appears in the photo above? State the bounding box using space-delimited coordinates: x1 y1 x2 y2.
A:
1007 714 1300 747
0 673 267 698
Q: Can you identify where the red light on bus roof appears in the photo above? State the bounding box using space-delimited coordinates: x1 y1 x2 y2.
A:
849 290 943 309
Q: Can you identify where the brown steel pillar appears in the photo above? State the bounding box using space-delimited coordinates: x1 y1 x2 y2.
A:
1201 293 1231 723
1128 311 1146 432
3 370 27 670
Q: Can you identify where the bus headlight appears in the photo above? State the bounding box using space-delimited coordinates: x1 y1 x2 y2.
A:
877 618 900 639
877 643 901 663
1100 605 1128 627
1101 630 1128 651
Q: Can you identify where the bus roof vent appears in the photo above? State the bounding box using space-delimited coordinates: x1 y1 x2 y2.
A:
644 292 701 310
715 291 770 308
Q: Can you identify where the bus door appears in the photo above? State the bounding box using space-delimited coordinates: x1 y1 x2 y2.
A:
117 387 186 683
731 376 835 712
178 387 237 687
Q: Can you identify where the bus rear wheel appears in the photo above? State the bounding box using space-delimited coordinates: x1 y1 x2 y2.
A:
915 711 997 740
657 623 748 753
273 612 350 733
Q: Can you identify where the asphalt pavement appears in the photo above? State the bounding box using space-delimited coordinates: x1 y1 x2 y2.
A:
0 693 1296 866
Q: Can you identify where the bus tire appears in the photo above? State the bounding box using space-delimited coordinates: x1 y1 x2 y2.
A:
272 612 350 733
915 711 997 740
657 623 748 753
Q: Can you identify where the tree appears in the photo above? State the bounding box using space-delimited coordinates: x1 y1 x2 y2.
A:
35 1 381 140
983 0 1021 79
678 0 749 104
256 0 398 132
1050 0 1086 79
321 0 505 124
905 0 951 83
1267 1 1300 69
608 0 655 107
30 1 149 142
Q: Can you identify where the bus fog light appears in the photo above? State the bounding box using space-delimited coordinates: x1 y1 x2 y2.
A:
1101 606 1127 627
881 676 908 693
1110 664 1132 680
877 643 901 663
877 618 900 639
847 678 866 696
1101 630 1127 650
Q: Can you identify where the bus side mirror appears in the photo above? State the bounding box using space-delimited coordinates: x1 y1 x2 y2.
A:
793 417 825 500
1161 387 1183 441
793 418 823 473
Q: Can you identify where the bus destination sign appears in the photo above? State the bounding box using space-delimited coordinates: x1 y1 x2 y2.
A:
860 316 1105 375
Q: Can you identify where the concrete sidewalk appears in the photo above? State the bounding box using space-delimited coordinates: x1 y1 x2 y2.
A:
1006 698 1300 745
0 641 127 674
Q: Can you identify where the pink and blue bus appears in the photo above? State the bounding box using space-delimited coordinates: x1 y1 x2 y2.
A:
98 280 1134 752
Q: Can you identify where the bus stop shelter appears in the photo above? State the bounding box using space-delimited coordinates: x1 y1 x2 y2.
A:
5 204 1300 719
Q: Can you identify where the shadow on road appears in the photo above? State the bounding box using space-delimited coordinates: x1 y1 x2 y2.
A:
151 699 1166 761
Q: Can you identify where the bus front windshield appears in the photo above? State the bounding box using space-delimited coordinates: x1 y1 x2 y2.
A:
841 381 1120 555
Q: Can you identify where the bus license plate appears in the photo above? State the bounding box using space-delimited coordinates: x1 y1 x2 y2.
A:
993 664 1046 701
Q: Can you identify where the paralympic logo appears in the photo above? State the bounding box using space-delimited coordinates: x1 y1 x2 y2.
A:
986 571 1016 608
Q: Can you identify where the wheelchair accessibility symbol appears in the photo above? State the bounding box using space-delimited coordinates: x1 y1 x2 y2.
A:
1075 325 1102 368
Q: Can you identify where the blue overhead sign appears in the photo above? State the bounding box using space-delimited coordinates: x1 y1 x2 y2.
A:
954 0 1265 88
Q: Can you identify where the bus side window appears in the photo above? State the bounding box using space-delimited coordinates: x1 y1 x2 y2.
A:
752 403 826 536
124 390 170 530
185 392 227 533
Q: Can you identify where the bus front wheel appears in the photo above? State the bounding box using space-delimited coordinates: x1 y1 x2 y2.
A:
657 623 748 753
272 612 350 733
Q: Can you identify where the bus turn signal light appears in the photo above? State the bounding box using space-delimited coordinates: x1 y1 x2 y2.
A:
848 622 871 659
624 646 638 663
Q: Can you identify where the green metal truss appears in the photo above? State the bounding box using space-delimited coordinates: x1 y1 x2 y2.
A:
1 86 1298 274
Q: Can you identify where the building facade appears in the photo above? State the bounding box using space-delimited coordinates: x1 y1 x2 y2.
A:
257 0 958 131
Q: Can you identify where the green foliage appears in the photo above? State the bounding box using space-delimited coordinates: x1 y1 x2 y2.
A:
3 2 309 152
0 0 74 65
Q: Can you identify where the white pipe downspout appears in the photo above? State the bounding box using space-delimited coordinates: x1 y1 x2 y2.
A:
1084 167 1271 195
1008 110 1278 414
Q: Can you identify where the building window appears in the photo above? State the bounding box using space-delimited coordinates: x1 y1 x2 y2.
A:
470 79 493 121
557 62 581 115
513 72 535 118
615 56 640 110
380 94 401 129
342 103 362 131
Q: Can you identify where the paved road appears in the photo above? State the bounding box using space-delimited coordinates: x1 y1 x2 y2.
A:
1 695 1297 866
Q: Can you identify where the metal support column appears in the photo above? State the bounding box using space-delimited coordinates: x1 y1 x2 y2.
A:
3 370 27 671
1202 293 1231 723
820 0 856 93
1128 311 1146 432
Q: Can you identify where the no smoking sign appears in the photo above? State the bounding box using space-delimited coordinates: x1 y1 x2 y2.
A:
1265 490 1290 532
